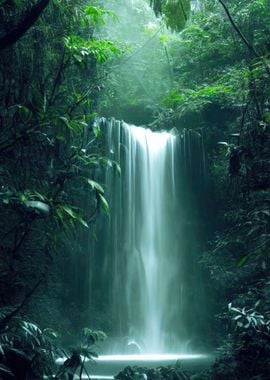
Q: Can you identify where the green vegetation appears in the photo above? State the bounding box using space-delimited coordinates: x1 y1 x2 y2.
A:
0 1 122 376
115 363 190 380
0 310 107 379
150 0 191 32
0 0 270 378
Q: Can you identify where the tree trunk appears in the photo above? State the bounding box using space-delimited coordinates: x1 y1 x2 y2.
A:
0 0 50 51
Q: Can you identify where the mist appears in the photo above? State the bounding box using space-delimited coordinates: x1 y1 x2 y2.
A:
97 0 173 125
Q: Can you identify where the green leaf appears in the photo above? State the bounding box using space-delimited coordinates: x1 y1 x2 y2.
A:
87 179 104 194
0 364 14 376
22 321 42 335
150 0 191 32
96 330 107 341
93 123 101 138
25 201 50 214
43 328 60 339
84 5 117 25
113 162 121 177
238 253 253 267
56 205 88 228
56 135 66 141
62 205 76 219
77 217 89 228
64 36 125 64
234 315 242 320
59 116 71 129
98 193 110 215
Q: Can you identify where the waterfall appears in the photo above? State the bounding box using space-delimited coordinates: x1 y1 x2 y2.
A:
92 119 207 354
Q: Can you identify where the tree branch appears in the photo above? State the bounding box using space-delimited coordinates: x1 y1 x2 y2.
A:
0 278 44 330
48 48 69 107
0 0 50 51
179 0 188 22
218 0 260 58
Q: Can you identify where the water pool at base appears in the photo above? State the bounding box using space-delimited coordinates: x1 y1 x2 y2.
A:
85 353 214 379
57 353 213 379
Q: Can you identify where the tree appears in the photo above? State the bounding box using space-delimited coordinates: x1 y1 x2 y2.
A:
0 0 50 50
0 0 123 332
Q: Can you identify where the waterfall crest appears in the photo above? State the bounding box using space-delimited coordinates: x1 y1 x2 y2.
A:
92 119 207 354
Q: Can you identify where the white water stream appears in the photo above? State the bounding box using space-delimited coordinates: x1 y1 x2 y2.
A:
124 125 177 352
93 119 207 354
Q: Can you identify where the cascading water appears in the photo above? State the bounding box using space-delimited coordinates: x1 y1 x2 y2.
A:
92 118 207 354
123 125 177 353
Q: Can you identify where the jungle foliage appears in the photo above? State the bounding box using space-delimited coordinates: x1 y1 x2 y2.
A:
156 0 270 378
0 0 122 366
150 0 191 32
0 308 107 379
115 363 190 380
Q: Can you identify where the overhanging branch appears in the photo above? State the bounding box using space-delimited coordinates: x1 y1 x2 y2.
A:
218 0 260 58
0 278 44 330
0 0 50 51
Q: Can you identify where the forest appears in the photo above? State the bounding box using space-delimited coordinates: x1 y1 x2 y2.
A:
0 0 270 379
